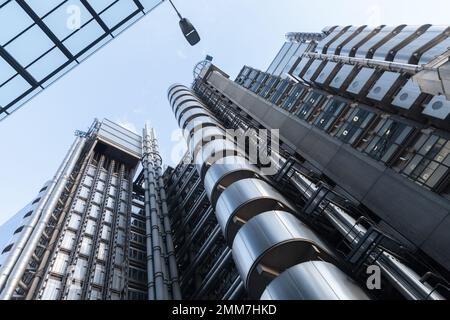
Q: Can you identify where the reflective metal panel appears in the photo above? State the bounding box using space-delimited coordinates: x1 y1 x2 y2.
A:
394 26 449 64
215 179 295 245
174 99 202 118
204 157 263 207
340 26 381 57
97 119 142 160
168 84 186 99
302 60 323 83
346 67 376 94
292 58 311 78
178 108 212 129
170 89 192 108
184 116 221 141
372 26 426 61
367 71 401 101
315 26 350 54
326 26 364 55
392 79 422 110
423 95 450 120
232 211 333 298
260 261 370 300
315 62 338 84
190 126 226 157
419 36 450 65
330 64 354 89
193 139 242 178
354 26 401 58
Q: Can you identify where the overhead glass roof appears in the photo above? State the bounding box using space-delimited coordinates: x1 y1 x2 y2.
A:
0 0 163 121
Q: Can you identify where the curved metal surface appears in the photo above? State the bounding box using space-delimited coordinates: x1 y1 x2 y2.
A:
419 36 450 65
326 26 366 55
189 126 226 158
178 108 213 129
170 89 193 108
315 26 351 54
193 139 243 178
372 25 430 61
167 84 187 100
394 26 450 64
168 83 186 95
354 25 404 58
175 100 203 119
174 98 202 118
171 93 198 111
204 157 264 207
232 211 333 298
260 261 370 300
215 179 295 245
340 26 383 57
183 116 221 141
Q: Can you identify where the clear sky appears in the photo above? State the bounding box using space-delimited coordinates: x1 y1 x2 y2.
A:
1 0 450 225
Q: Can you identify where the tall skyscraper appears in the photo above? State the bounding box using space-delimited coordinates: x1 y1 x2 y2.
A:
0 119 147 299
2 24 450 301
0 0 163 121
165 24 450 300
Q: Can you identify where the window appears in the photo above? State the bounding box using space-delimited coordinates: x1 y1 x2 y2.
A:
270 80 291 105
258 77 279 99
357 118 414 164
250 73 268 93
39 186 48 192
32 197 41 204
313 99 348 132
294 92 326 122
333 107 376 145
243 70 259 88
281 84 307 112
398 134 450 190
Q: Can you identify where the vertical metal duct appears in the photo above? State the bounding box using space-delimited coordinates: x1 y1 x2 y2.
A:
142 126 182 300
0 137 86 300
168 84 370 300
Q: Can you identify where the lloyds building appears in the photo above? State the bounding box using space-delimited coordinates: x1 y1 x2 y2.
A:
1 24 450 300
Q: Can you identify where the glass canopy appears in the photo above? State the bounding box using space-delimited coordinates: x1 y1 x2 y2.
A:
0 0 163 121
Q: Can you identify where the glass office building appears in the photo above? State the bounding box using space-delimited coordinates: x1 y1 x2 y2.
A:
2 24 450 300
166 24 450 300
0 0 163 121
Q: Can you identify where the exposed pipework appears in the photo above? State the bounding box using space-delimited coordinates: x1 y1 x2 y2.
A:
0 136 86 300
191 75 447 300
168 84 370 300
302 52 425 75
142 126 182 300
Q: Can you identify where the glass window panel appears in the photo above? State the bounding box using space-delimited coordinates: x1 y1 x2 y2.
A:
100 0 138 29
87 0 116 13
0 75 31 106
26 0 65 18
43 0 93 41
0 1 33 46
0 57 16 84
26 47 68 81
425 165 448 188
140 0 163 12
4 25 55 67
63 20 106 55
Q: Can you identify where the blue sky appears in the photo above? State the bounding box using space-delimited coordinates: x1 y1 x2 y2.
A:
1 0 450 225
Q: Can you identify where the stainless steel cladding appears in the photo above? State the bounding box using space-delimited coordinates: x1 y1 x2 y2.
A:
215 179 295 244
232 211 333 298
168 84 370 300
260 261 370 300
204 156 263 207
